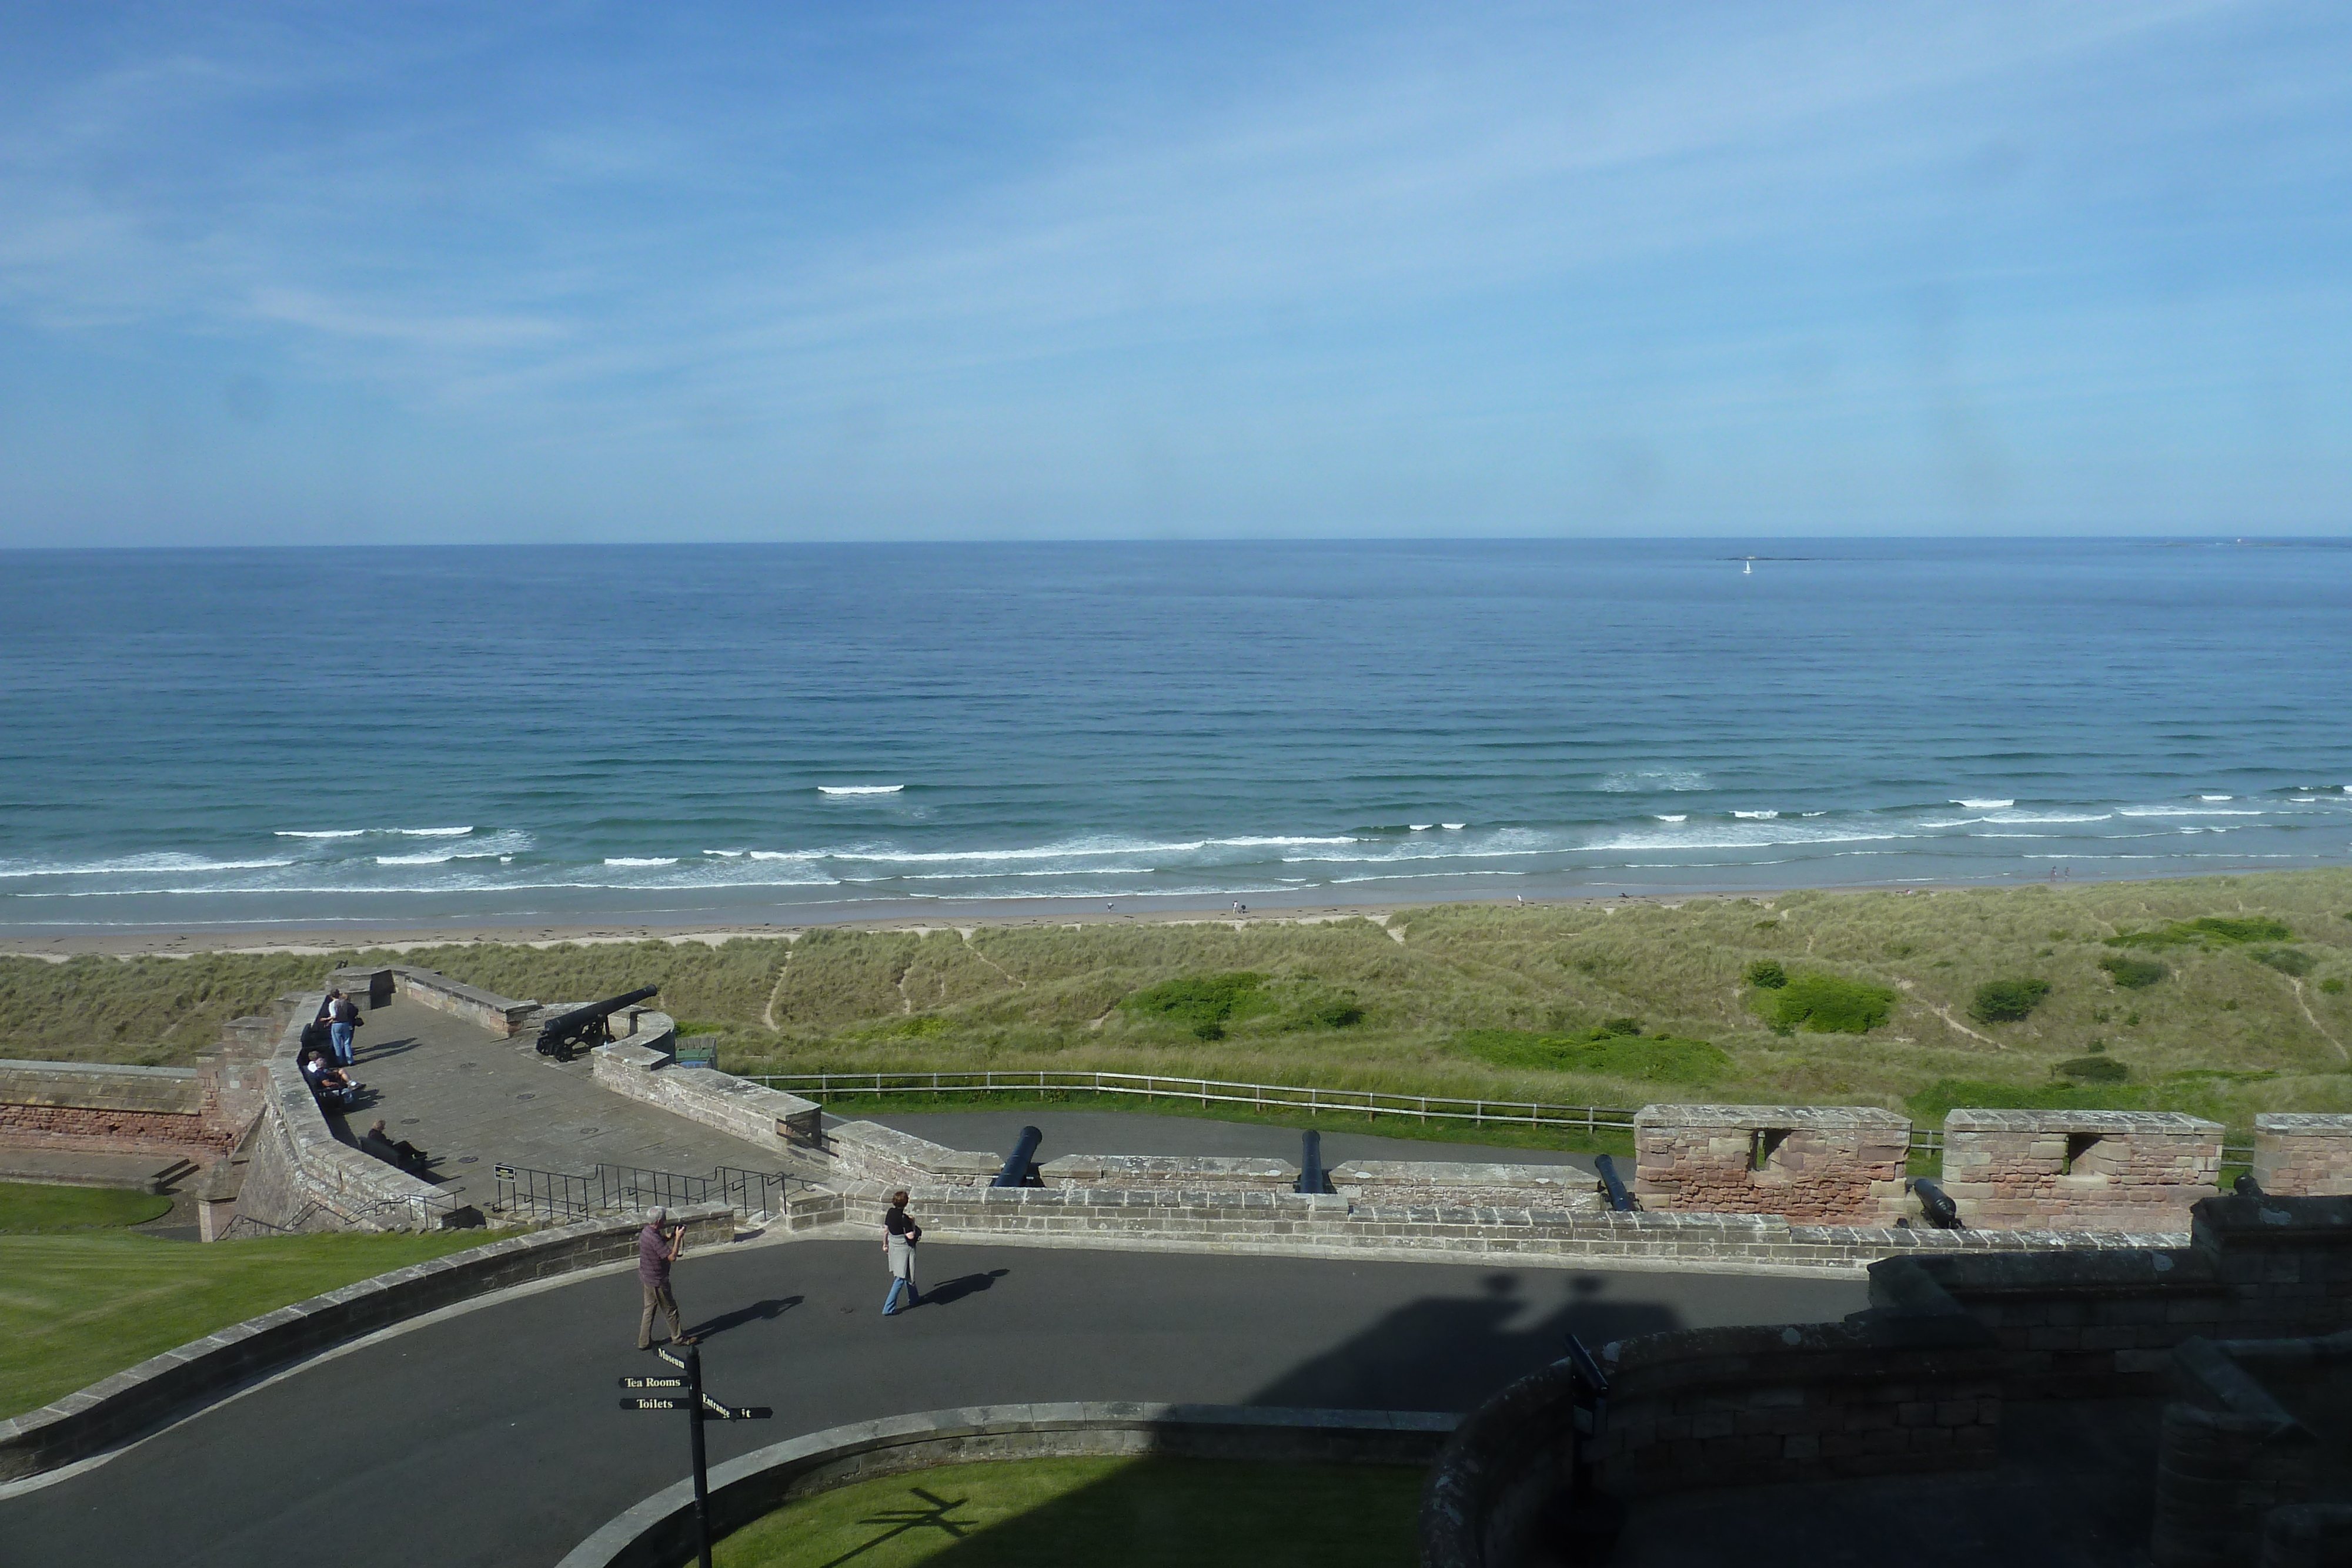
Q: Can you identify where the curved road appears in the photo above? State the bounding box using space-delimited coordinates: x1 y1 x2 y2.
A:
5 1237 1864 1567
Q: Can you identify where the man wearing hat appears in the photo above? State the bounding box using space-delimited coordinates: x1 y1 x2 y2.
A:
636 1206 697 1351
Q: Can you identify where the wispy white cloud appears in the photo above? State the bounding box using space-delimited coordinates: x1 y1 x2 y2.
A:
0 0 2344 541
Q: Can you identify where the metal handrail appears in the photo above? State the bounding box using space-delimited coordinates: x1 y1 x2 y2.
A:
490 1160 813 1222
745 1068 1640 1135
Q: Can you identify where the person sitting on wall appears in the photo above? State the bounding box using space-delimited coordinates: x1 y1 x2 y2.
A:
359 1118 430 1176
298 1046 362 1110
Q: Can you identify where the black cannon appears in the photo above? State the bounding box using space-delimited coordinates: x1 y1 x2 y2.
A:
1297 1129 1331 1195
993 1125 1045 1188
2233 1172 2264 1198
1546 1332 1625 1562
1592 1154 1639 1213
1912 1176 1966 1230
535 986 660 1062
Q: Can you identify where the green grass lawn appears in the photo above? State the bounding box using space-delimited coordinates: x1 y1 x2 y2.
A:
713 1456 1422 1568
0 1225 489 1419
0 1179 172 1233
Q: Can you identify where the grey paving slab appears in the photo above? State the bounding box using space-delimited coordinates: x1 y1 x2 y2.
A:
333 1000 784 1208
0 1236 1866 1568
857 1108 1600 1170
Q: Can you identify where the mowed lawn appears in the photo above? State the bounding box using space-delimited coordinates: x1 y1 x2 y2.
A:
0 1182 488 1419
713 1456 1424 1568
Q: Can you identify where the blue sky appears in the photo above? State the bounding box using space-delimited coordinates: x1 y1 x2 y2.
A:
0 1 2346 544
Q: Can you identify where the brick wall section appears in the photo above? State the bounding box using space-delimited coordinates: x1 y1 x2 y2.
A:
2152 1334 2352 1568
1422 1193 2352 1568
1896 1193 2352 1400
1940 1108 2223 1231
2254 1114 2352 1198
1633 1104 1910 1224
1595 1323 2004 1492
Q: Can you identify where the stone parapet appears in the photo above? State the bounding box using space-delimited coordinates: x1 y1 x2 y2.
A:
233 992 461 1233
2254 1114 2352 1198
589 1030 824 1160
1425 1192 2352 1568
1633 1104 1910 1224
814 1179 2176 1273
1040 1153 1296 1192
0 1059 203 1115
1941 1108 2223 1232
1327 1158 1604 1213
366 966 540 1037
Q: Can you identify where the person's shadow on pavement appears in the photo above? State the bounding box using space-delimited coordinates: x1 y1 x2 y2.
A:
690 1296 804 1340
919 1270 1010 1308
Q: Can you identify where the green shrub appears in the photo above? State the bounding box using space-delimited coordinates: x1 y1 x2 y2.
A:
1454 1028 1728 1084
2322 977 2347 995
2054 1055 2129 1083
2098 954 2169 989
1282 993 1365 1029
2252 947 2316 977
1969 978 2051 1024
1601 1016 1643 1037
2107 915 2292 950
1118 972 1273 1039
1745 960 1788 989
1760 972 1896 1034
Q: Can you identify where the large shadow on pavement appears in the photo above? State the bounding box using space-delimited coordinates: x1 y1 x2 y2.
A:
796 1267 1682 1566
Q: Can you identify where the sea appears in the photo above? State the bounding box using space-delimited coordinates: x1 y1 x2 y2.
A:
2 539 2348 936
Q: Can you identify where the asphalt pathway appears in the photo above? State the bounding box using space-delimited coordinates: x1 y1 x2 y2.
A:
4 1236 1865 1568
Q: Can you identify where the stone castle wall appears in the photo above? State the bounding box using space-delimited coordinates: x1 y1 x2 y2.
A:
2254 1113 2352 1198
1632 1104 1910 1224
1422 1193 2352 1568
1940 1108 2223 1231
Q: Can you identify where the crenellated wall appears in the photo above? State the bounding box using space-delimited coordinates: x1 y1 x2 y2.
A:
1632 1104 1910 1224
2254 1113 2352 1198
1939 1108 2223 1232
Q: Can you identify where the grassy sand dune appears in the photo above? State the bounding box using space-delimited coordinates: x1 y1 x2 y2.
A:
5 871 2350 1141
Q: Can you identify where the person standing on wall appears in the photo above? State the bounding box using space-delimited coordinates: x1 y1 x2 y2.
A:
883 1191 922 1316
327 988 363 1067
636 1206 698 1351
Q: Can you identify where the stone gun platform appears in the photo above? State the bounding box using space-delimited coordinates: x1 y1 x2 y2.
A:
333 998 781 1213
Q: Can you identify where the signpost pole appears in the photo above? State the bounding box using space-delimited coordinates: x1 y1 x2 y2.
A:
687 1343 713 1568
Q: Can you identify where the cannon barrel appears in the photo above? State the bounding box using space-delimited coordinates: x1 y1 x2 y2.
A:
2234 1172 2264 1198
1593 1154 1639 1212
1562 1331 1612 1399
535 985 661 1060
1912 1177 1965 1230
1297 1129 1330 1195
993 1125 1044 1189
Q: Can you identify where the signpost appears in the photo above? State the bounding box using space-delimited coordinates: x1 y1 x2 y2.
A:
617 1344 771 1568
